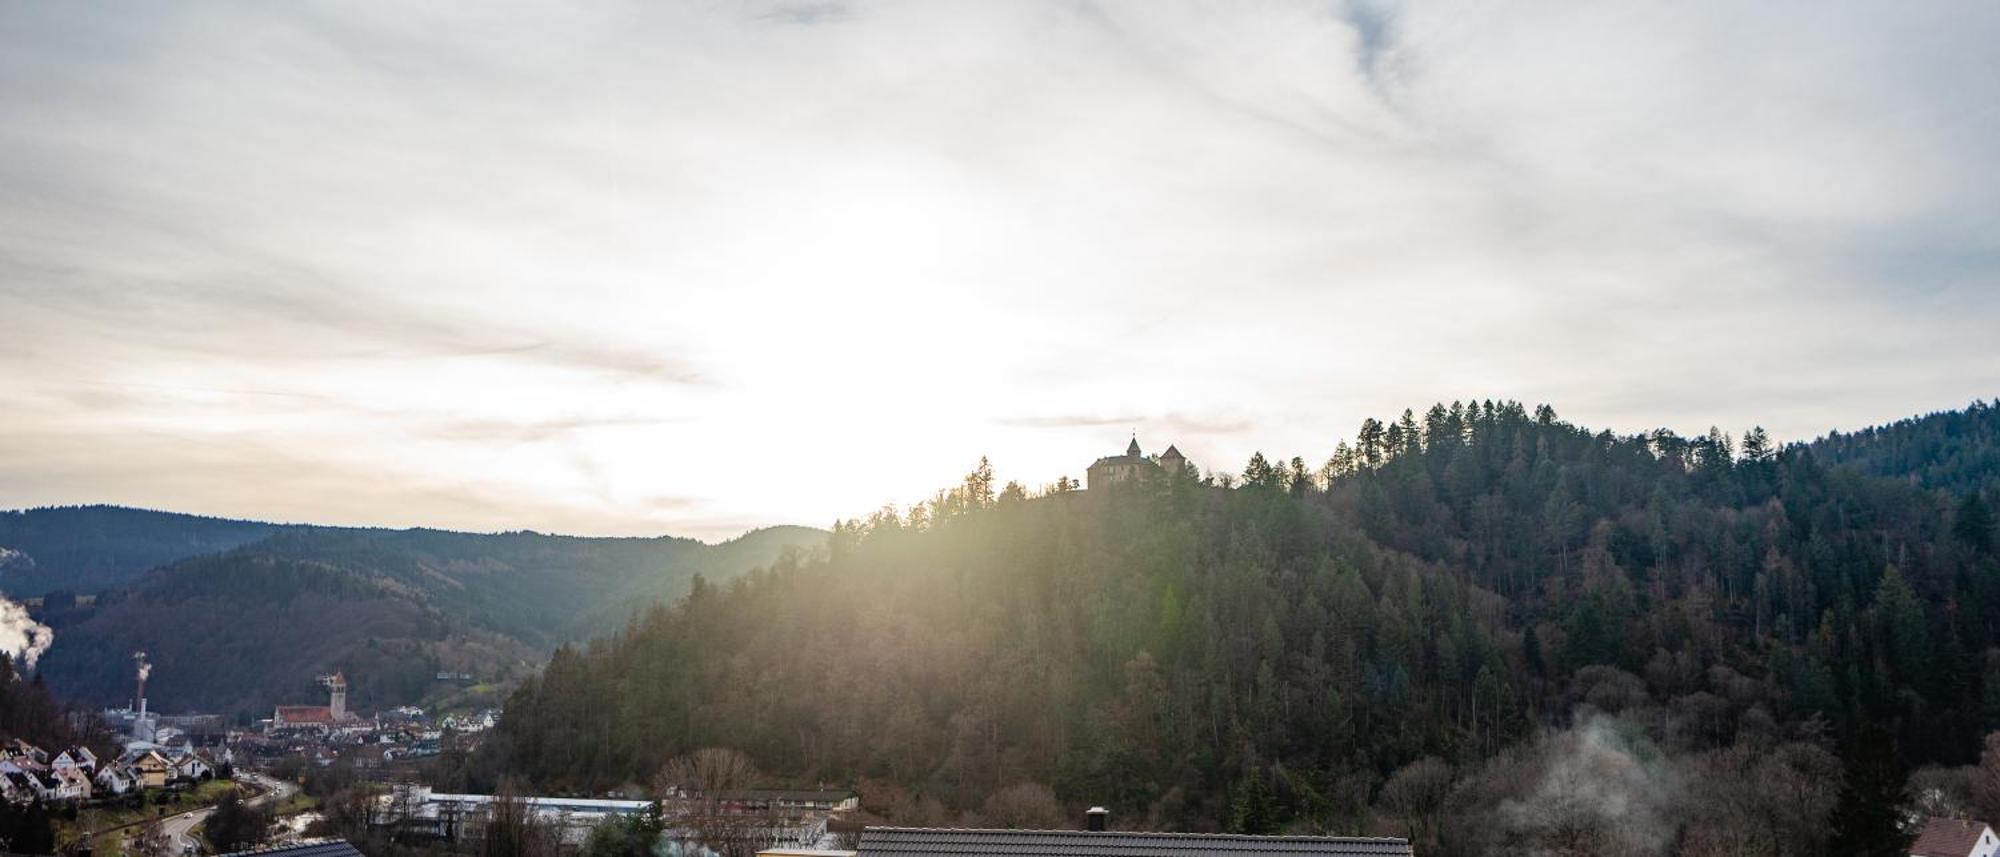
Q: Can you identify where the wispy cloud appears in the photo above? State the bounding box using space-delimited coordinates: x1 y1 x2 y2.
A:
756 2 852 27
998 412 1253 437
0 233 707 384
1 1 1995 537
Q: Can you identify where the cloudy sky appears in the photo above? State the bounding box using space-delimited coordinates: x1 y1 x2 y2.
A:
3 2 1996 539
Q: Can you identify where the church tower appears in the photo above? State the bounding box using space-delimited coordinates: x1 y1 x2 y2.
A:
324 672 348 721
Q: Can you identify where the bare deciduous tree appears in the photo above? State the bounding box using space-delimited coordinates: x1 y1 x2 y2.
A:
656 747 759 809
655 748 765 857
1977 732 2000 826
1377 757 1452 851
483 778 560 857
133 820 173 857
981 782 1065 829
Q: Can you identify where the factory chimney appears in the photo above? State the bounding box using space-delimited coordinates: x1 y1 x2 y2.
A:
133 652 151 718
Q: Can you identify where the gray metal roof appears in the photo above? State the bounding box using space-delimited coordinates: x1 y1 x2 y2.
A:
218 840 366 857
858 828 1412 857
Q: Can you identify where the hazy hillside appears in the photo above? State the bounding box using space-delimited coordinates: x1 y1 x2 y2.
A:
36 553 534 716
234 524 828 648
0 506 283 596
480 401 2000 855
1811 399 2000 496
20 515 826 716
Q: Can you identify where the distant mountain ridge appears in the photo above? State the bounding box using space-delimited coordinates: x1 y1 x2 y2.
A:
0 505 283 596
0 505 822 598
0 506 826 715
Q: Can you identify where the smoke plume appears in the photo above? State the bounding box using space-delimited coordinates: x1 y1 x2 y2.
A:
1497 714 1681 856
0 597 54 670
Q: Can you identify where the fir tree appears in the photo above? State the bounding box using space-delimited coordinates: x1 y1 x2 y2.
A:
1230 769 1278 835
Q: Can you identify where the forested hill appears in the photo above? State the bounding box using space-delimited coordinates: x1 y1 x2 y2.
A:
1810 399 2000 497
208 524 829 648
19 517 826 715
39 552 529 716
483 401 2000 856
0 505 282 596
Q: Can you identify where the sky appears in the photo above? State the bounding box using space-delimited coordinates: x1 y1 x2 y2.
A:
2 1 1997 540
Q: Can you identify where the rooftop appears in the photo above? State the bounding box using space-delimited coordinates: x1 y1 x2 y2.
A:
275 706 335 723
857 828 1412 857
1911 817 1996 857
419 791 653 813
714 788 858 802
217 840 365 857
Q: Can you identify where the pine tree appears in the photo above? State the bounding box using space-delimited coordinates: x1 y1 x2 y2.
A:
1358 419 1386 466
1741 426 1775 462
1522 624 1544 677
1827 727 1910 857
1243 453 1280 489
1230 769 1278 835
1397 409 1423 458
1956 493 1995 553
1875 567 1930 685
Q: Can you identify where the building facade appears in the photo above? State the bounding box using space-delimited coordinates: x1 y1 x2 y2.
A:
1085 439 1188 490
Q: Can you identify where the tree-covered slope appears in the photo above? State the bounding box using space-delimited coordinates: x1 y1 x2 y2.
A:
1810 399 2000 496
0 505 283 596
237 525 826 648
480 401 2000 853
27 520 826 715
37 553 531 716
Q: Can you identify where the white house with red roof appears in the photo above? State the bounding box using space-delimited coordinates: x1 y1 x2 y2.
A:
1912 817 2000 857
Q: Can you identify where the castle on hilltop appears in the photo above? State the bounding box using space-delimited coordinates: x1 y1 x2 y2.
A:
1086 437 1189 489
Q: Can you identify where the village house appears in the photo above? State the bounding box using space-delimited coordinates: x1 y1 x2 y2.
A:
0 737 228 806
0 742 106 805
0 769 38 804
94 764 135 796
0 756 40 780
51 746 96 776
1912 817 2000 857
47 766 91 802
127 749 173 789
0 740 47 768
171 751 212 783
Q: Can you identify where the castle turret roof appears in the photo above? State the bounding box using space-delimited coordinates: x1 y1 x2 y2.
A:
1126 438 1142 456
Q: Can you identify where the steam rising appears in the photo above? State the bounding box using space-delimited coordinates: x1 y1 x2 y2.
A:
1499 715 1680 856
0 597 54 670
